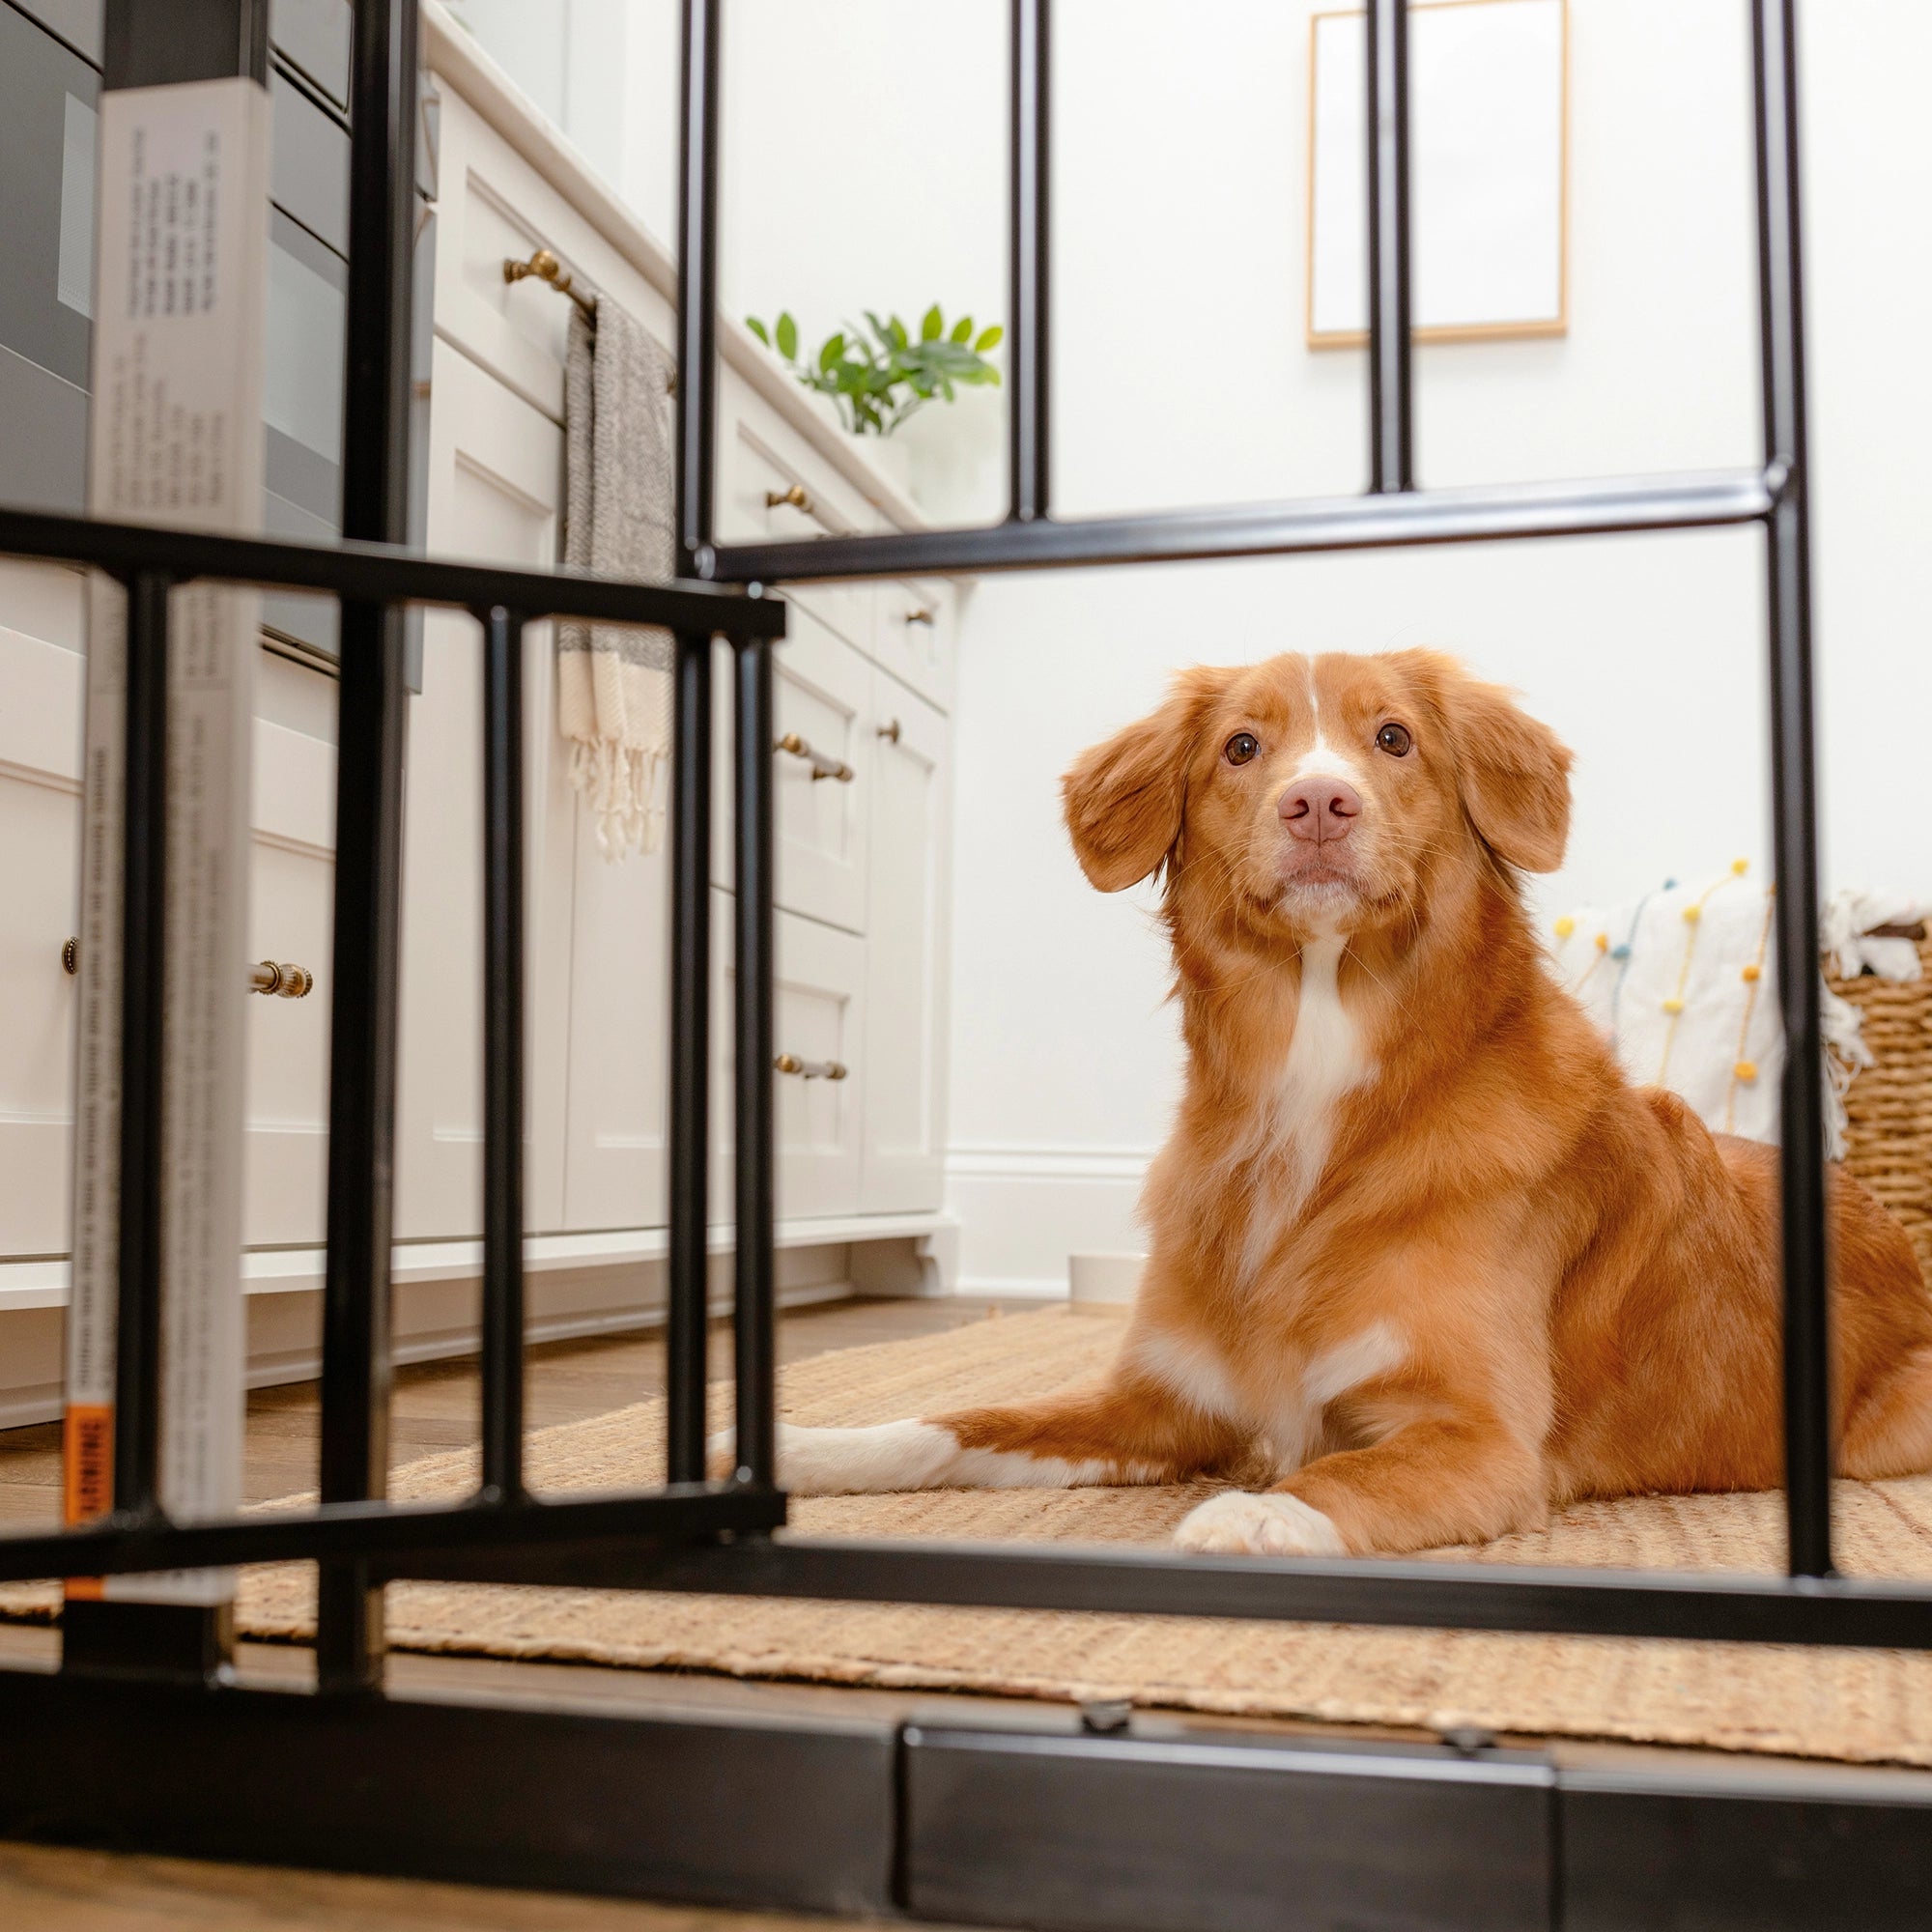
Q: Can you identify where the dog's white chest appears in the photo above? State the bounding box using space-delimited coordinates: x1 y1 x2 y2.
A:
1237 935 1369 1280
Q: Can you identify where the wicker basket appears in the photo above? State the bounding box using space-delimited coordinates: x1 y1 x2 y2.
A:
1831 930 1932 1283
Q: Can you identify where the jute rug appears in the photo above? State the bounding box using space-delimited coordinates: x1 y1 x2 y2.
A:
15 1306 1932 1767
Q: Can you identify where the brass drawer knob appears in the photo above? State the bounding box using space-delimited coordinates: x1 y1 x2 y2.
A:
774 1053 848 1081
765 483 813 513
904 606 936 627
877 718 902 745
250 960 315 999
63 939 312 998
774 731 854 782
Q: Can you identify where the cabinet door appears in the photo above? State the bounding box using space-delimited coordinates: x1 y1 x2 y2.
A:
859 674 952 1212
0 573 342 1259
714 607 871 935
874 580 955 713
712 890 866 1223
559 793 670 1234
394 342 574 1240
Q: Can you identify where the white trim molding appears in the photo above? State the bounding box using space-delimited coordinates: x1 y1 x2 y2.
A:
944 1143 1154 1298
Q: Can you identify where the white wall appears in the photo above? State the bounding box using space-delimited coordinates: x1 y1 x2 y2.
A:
445 0 1932 1294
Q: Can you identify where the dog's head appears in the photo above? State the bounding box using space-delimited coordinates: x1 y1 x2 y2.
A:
1062 650 1573 943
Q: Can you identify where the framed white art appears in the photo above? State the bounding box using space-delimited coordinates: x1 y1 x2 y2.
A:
1307 0 1569 348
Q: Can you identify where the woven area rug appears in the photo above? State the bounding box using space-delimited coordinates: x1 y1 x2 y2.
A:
16 1305 1932 1767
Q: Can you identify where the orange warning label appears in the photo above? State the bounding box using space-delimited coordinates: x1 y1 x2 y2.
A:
62 1403 112 1601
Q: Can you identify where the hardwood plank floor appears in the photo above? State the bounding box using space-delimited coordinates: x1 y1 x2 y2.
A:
0 1840 976 1932
0 1295 1011 1528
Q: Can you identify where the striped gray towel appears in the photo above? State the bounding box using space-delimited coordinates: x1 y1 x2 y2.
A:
557 298 676 856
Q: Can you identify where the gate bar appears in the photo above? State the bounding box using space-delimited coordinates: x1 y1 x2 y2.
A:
732 639 779 1490
675 0 723 575
1752 0 1832 1579
667 633 715 1486
318 0 423 1690
1366 0 1414 493
1009 0 1051 524
479 605 527 1504
111 569 172 1523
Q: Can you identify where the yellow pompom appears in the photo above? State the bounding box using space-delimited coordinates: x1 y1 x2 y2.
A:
1662 996 1686 1015
1594 932 1609 952
1742 962 1762 982
1553 916 1575 939
1732 858 1749 875
1682 904 1702 924
1735 1060 1758 1082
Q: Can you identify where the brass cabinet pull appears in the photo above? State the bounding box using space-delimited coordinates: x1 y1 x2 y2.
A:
774 731 854 782
877 718 902 745
904 605 936 627
63 939 311 998
774 1053 848 1081
765 483 812 513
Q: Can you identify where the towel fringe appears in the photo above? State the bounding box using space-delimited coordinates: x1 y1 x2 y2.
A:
568 737 668 858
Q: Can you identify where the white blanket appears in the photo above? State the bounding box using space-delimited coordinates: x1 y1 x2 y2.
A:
1548 867 1922 1159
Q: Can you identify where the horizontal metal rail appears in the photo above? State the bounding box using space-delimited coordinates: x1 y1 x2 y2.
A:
0 1487 783 1581
5 1518 1932 1650
0 503 784 639
698 467 1781 582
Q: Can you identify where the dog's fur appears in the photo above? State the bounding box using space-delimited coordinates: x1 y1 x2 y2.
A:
734 650 1932 1557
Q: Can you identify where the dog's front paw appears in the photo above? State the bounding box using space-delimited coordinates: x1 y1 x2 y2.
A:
1173 1490 1348 1558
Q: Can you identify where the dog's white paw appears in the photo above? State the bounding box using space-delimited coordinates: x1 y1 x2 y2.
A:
711 1419 958 1495
1173 1490 1347 1558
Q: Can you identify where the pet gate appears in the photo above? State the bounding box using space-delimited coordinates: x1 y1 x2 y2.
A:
0 2 1924 1927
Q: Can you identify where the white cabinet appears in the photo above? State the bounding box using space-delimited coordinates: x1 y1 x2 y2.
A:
0 566 343 1259
393 339 575 1241
860 675 951 1212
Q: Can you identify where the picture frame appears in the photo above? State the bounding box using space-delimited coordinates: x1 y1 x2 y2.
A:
1307 0 1569 348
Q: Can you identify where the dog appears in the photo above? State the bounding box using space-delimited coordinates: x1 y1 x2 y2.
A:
727 649 1932 1557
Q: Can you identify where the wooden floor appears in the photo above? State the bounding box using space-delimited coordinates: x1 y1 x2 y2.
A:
0 1839 972 1932
0 1294 1007 1528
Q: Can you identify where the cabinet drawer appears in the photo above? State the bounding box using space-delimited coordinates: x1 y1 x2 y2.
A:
714 610 871 935
712 890 865 1224
874 579 955 712
720 417 875 652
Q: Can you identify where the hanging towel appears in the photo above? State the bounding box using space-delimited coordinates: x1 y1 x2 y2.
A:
557 298 677 856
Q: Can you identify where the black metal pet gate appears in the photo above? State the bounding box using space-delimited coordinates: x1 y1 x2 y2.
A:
1 2 1926 1927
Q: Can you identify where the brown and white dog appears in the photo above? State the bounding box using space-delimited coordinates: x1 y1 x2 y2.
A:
731 649 1932 1557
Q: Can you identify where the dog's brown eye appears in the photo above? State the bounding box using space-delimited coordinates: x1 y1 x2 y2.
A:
1376 722 1412 757
1224 731 1260 766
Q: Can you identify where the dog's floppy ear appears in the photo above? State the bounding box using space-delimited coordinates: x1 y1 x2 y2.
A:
1397 651 1573 873
1062 667 1231 892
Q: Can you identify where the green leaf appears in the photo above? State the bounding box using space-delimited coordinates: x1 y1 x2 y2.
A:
951 316 973 344
776 311 798 360
888 314 909 351
921 303 944 342
818 331 846 373
746 316 771 347
975 325 1004 352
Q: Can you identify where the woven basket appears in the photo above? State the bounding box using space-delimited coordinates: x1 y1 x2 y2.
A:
1831 931 1932 1283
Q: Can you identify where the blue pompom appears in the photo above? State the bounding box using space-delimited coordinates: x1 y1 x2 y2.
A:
1611 945 1632 960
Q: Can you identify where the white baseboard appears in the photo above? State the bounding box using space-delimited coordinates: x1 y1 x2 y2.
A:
944 1142 1151 1305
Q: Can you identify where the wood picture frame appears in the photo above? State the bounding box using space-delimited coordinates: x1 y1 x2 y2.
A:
1306 0 1570 349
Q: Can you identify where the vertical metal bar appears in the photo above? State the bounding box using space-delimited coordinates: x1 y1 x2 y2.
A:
668 633 714 1486
675 0 723 576
318 0 420 1691
1365 0 1414 493
1752 0 1832 1579
731 639 777 1489
1009 0 1051 524
479 606 526 1505
111 570 171 1523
